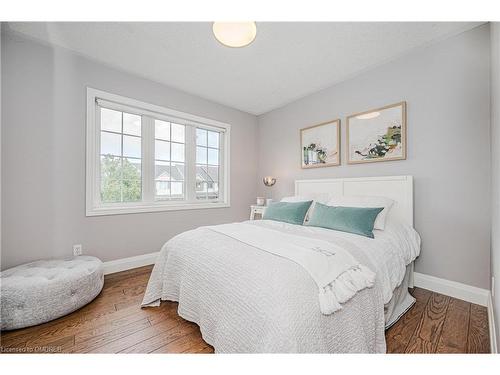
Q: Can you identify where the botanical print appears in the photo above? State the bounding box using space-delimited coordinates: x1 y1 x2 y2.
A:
301 119 340 168
347 102 406 164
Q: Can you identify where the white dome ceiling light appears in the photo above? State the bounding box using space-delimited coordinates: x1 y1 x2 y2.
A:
212 22 257 48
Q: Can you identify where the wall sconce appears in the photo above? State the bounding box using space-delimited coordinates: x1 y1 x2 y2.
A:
263 176 276 187
263 176 276 205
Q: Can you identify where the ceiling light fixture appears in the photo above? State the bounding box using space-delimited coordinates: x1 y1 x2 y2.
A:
356 111 381 120
212 22 257 48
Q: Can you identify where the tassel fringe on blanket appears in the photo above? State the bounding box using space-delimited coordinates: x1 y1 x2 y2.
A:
318 265 376 314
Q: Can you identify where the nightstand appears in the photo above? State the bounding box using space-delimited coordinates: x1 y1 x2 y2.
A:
250 205 267 220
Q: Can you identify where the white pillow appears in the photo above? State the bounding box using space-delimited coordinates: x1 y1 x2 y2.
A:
281 193 330 204
327 195 395 230
280 196 311 203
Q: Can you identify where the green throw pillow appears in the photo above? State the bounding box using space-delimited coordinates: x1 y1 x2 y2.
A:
307 203 383 238
263 201 313 225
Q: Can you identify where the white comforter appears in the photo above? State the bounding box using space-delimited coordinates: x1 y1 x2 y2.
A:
210 222 376 314
142 219 420 353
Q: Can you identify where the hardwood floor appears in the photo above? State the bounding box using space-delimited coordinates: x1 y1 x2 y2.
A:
0 265 490 354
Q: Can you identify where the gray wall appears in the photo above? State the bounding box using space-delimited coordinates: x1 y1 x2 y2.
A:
491 22 500 349
1 31 258 269
1 25 493 292
0 25 2 262
257 24 491 289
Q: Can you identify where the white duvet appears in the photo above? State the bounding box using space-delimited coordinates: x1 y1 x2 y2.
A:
210 222 377 314
142 219 420 353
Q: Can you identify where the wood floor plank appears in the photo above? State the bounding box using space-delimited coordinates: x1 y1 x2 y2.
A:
1 266 489 354
101 274 150 295
88 314 185 353
24 314 145 348
74 309 159 344
123 284 147 297
103 270 150 288
0 302 117 348
114 295 146 311
435 298 470 353
467 304 489 353
405 292 450 353
104 265 153 283
45 335 75 353
0 301 113 343
151 331 206 354
70 318 152 353
119 323 198 353
181 335 212 353
386 288 432 353
2 298 166 349
72 305 175 347
195 346 215 353
86 310 186 353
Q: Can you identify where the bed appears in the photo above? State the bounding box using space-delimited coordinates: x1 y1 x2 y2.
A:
142 175 421 353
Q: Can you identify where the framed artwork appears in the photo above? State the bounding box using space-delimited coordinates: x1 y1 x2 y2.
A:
346 101 407 164
300 119 340 168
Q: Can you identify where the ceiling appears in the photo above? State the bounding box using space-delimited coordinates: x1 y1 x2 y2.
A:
6 22 483 115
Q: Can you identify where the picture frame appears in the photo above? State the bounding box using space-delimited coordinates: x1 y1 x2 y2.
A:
346 101 407 164
300 119 340 168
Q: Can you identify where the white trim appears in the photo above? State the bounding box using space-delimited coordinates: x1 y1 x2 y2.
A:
414 272 489 306
185 126 196 202
102 251 159 275
89 201 230 216
488 293 498 354
91 88 231 130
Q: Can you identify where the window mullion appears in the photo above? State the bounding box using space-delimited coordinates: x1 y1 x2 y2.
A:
185 126 196 202
94 106 102 206
142 116 155 203
221 128 229 204
120 113 124 202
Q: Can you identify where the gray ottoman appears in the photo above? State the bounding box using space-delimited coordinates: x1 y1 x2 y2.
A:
1 256 104 330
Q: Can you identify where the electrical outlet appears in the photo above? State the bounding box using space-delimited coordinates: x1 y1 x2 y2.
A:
73 244 83 257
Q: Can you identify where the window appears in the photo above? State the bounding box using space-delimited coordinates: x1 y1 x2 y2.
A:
100 108 142 203
196 128 220 200
86 88 230 216
154 120 185 201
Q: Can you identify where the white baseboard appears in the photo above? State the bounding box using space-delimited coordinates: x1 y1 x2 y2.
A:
102 251 159 275
488 293 498 354
414 272 489 307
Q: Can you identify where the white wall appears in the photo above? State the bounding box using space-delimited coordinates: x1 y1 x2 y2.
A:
257 24 491 289
491 21 500 350
1 30 258 269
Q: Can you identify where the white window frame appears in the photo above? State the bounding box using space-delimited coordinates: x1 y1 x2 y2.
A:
86 87 230 216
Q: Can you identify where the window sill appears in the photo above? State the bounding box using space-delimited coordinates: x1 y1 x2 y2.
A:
86 201 230 217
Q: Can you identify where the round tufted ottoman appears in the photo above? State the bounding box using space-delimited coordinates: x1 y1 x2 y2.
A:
1 256 104 330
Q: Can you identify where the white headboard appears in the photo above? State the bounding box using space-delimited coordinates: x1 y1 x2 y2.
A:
295 175 414 226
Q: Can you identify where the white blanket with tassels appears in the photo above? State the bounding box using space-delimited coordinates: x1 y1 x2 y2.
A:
209 222 375 314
